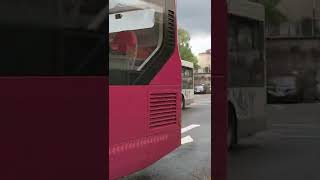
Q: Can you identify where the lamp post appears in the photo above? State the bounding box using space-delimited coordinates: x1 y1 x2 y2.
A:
312 0 316 37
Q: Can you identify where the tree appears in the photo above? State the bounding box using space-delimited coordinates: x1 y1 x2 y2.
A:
178 28 200 69
251 0 287 32
263 0 287 25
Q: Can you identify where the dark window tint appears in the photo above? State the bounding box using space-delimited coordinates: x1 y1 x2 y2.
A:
0 0 107 76
228 16 265 87
182 67 193 89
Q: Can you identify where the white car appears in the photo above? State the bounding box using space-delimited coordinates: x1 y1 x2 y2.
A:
267 76 300 103
194 85 205 94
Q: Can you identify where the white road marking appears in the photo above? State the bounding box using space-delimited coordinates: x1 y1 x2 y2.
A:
271 123 320 128
192 102 211 106
281 135 320 139
181 124 201 134
197 100 211 103
271 105 285 110
181 135 194 145
192 100 211 106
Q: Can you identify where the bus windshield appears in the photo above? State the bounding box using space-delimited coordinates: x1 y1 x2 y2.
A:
182 66 194 89
181 60 194 108
109 0 165 85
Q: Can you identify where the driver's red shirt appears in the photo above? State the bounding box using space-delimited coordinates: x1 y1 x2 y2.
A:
111 31 137 53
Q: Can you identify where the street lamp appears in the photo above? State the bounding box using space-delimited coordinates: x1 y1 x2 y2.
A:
312 0 316 37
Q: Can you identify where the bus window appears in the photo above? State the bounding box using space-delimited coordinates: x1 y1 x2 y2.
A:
228 19 237 52
229 16 264 87
181 60 194 108
109 0 166 85
110 31 138 69
238 25 253 50
0 0 107 76
182 67 193 89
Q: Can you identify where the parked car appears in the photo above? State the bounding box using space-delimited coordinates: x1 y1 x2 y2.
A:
316 83 320 101
267 76 301 103
194 85 205 94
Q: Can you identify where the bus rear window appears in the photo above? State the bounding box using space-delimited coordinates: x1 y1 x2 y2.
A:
109 0 165 85
0 0 107 76
182 67 194 89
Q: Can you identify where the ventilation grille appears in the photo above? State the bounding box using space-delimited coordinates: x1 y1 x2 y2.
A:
149 93 177 128
167 10 175 48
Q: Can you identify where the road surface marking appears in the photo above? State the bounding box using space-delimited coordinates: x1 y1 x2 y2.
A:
181 124 200 134
280 135 320 139
271 123 320 128
271 105 285 110
181 135 193 144
191 102 211 106
195 100 211 104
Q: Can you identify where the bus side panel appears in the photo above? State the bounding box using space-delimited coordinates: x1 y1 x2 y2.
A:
145 85 181 167
228 87 266 137
109 86 148 145
109 87 148 179
251 87 267 133
0 78 107 180
150 44 181 85
109 85 180 180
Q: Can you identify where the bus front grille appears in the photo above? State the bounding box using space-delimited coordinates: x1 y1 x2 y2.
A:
149 92 177 128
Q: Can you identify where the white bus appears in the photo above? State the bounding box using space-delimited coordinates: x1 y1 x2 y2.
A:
227 0 267 147
181 60 194 109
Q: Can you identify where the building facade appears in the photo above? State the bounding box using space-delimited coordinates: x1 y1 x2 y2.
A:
196 49 211 73
254 0 320 101
194 49 211 92
252 0 320 37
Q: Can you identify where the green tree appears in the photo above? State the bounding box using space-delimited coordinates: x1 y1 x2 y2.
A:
178 28 199 69
254 0 287 27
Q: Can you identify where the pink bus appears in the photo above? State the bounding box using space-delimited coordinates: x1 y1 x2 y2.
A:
109 0 181 179
0 1 107 180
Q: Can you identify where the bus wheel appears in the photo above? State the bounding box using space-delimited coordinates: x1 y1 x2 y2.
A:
228 107 237 150
182 96 186 109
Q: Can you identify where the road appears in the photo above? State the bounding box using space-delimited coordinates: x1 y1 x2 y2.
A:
121 94 211 180
229 103 320 180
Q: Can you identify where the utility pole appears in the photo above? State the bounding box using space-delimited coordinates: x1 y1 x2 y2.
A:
312 0 316 37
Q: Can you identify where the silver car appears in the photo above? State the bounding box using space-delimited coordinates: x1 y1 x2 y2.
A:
194 85 205 94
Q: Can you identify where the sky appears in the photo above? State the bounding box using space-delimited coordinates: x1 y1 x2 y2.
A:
177 0 211 55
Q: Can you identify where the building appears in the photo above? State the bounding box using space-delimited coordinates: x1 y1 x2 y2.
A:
197 49 211 73
254 0 320 101
194 49 211 92
252 0 320 37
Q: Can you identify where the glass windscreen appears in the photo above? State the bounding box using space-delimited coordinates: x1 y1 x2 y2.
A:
109 0 165 85
228 15 264 87
182 66 194 89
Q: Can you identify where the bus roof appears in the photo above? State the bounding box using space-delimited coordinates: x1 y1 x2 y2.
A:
181 60 194 69
228 0 265 21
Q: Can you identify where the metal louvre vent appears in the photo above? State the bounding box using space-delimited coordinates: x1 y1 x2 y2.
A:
167 10 175 48
149 92 177 128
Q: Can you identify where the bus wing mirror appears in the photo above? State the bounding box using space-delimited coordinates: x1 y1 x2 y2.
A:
109 9 155 33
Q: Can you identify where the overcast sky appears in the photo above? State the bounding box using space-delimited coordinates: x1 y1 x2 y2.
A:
177 0 211 55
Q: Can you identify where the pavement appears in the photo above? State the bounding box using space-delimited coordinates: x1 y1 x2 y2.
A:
121 94 212 180
229 103 320 180
119 96 320 180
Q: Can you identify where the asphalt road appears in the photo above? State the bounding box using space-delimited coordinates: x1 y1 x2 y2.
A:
121 94 212 180
229 103 320 180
